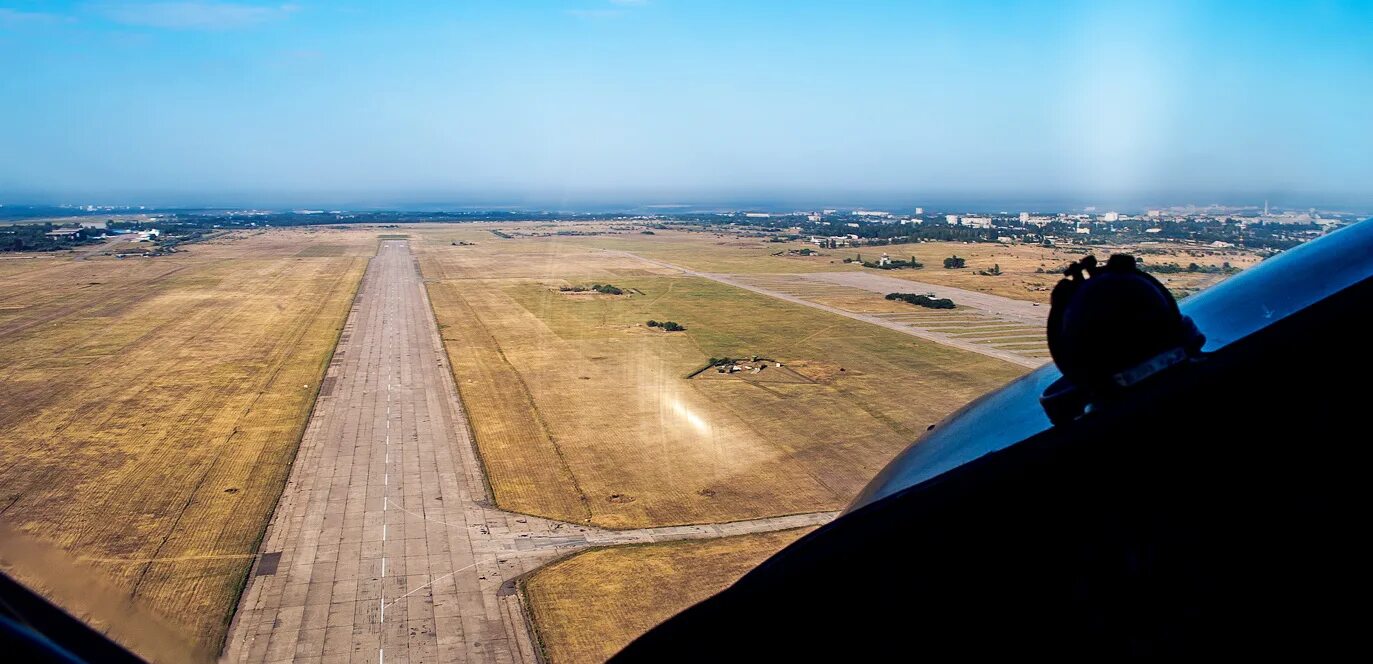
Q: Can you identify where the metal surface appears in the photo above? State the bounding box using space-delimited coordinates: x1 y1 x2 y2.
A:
848 219 1373 512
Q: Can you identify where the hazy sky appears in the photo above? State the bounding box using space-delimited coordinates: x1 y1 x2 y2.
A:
1 0 1370 208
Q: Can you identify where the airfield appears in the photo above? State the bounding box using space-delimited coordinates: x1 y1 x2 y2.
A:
0 222 1259 662
223 239 833 663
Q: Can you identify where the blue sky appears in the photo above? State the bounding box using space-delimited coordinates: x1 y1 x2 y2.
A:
1 1 1370 209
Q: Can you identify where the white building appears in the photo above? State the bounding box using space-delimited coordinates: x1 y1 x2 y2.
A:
1019 212 1031 223
854 210 892 218
914 207 924 215
961 217 992 229
745 212 771 218
1103 212 1120 222
946 214 960 225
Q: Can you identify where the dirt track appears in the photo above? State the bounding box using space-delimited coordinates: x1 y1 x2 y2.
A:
601 250 1049 370
224 241 833 663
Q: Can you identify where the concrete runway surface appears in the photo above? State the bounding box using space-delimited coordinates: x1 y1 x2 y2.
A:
224 241 834 663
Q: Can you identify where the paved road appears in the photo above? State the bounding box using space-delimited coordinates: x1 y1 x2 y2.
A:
224 241 834 664
603 251 1048 370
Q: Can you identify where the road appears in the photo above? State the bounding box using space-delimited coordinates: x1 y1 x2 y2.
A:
224 241 834 664
602 251 1048 370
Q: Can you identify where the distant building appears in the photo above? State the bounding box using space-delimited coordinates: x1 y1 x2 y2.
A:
44 228 85 240
961 217 992 229
1075 226 1091 234
811 236 851 248
845 222 860 228
879 253 891 266
914 207 924 215
854 210 892 218
997 236 1014 244
806 214 822 222
946 214 960 225
745 212 771 218
1103 212 1120 222
1019 212 1030 223
1147 209 1163 219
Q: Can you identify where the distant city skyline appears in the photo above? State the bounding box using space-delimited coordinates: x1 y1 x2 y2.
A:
2 1 1370 206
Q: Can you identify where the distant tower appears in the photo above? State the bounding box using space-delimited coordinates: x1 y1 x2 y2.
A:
1264 200 1269 216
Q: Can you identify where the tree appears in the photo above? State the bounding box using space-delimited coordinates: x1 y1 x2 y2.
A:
886 292 955 309
943 256 966 269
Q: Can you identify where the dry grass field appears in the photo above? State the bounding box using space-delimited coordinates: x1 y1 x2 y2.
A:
0 228 374 656
523 528 813 664
477 223 1260 304
415 227 1025 529
827 241 1262 303
412 221 1260 663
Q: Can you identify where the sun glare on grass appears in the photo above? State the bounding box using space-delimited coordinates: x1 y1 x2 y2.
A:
665 396 713 437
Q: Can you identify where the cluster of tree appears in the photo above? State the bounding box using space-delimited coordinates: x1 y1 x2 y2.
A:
561 283 624 295
885 292 956 309
863 256 922 270
0 224 99 252
647 320 686 331
1140 261 1239 275
943 256 966 269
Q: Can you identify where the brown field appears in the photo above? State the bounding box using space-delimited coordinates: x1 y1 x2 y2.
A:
472 223 1260 304
523 528 813 664
827 241 1262 303
0 228 375 656
414 225 1025 529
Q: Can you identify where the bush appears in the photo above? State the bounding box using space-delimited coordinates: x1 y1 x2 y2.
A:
885 292 956 309
653 320 686 331
861 258 923 270
943 256 966 269
647 320 660 327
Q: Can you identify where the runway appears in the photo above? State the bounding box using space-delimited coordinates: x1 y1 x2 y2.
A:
223 241 833 663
